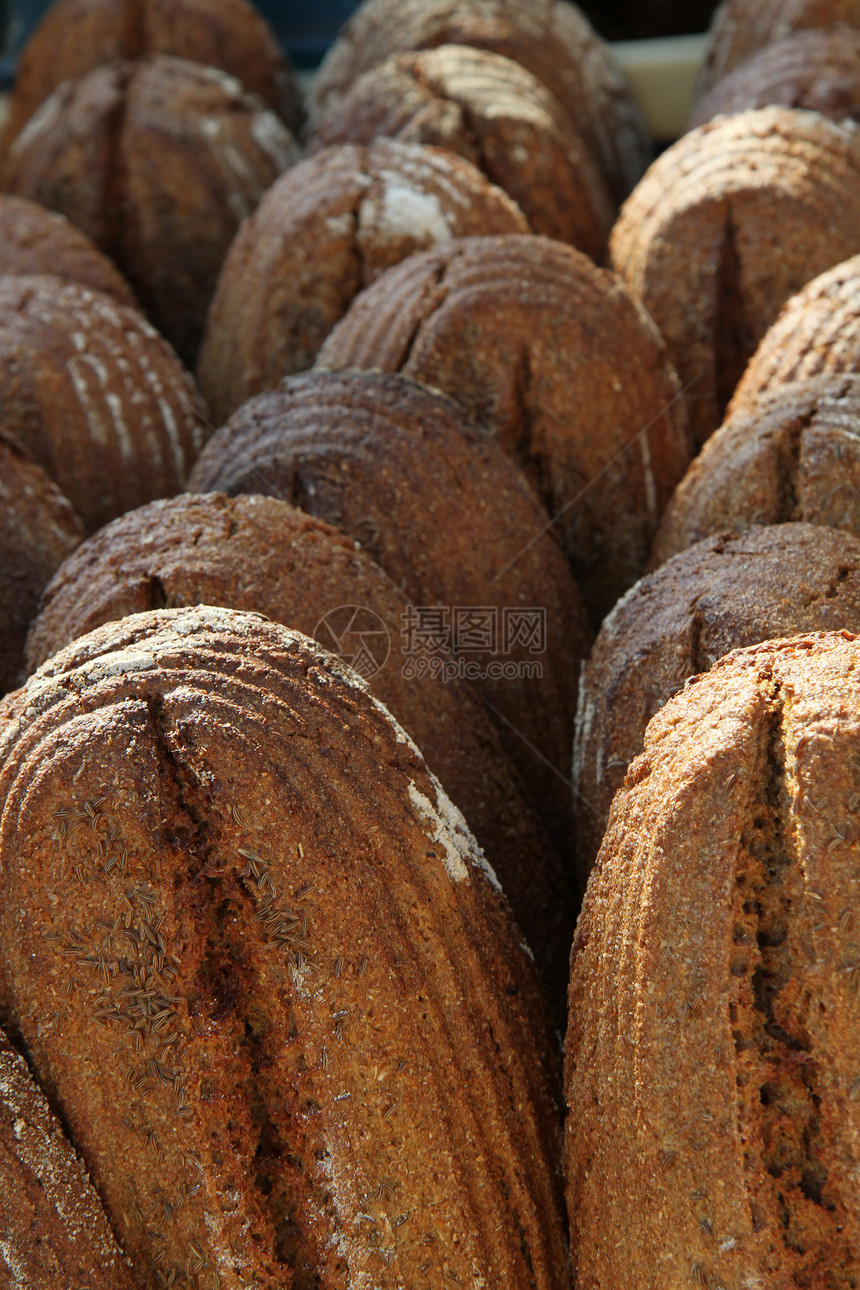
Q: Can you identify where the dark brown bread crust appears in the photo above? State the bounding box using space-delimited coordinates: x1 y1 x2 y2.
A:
197 140 528 426
0 605 570 1289
610 107 860 448
573 524 860 888
652 375 860 563
188 370 590 858
310 0 650 204
696 0 860 102
316 235 691 621
4 0 303 147
730 253 860 414
690 26 860 128
1 56 299 365
0 1027 140 1288
306 45 614 257
0 275 209 534
0 194 135 304
0 433 83 698
566 630 860 1288
25 491 574 1017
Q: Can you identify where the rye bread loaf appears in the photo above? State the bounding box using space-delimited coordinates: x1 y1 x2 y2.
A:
0 1026 140 1289
25 491 574 1016
1 55 299 366
730 253 860 414
306 45 614 256
573 524 860 888
566 630 860 1289
188 370 589 857
0 275 208 534
696 0 860 102
0 194 135 304
316 235 691 621
0 605 569 1290
690 26 860 128
3 0 303 149
196 140 528 426
653 375 860 563
310 0 650 204
0 433 83 698
610 107 860 448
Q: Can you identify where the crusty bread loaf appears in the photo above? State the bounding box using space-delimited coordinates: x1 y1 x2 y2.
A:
0 275 208 534
197 139 528 425
316 235 691 621
574 524 860 887
610 107 860 447
652 375 860 563
566 630 860 1288
0 194 135 304
0 433 83 698
307 45 614 256
0 605 569 1289
310 0 650 204
188 370 589 857
1 55 299 365
696 0 860 102
690 25 860 128
25 491 574 1016
3 0 303 148
730 253 860 414
0 1025 140 1288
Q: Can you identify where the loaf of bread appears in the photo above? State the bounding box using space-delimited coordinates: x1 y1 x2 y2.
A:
610 107 860 447
696 0 860 102
197 139 528 425
0 432 83 698
690 25 860 128
307 45 614 256
566 630 860 1288
730 253 860 414
0 275 208 533
189 369 589 857
0 605 569 1289
0 194 135 304
310 0 651 203
653 375 860 562
316 234 691 621
1 55 299 365
4 0 304 148
25 491 574 1016
573 524 860 886
0 1025 139 1288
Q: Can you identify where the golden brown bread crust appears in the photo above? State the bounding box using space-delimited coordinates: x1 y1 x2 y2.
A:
1 56 299 365
0 433 83 698
310 0 650 205
565 630 860 1288
0 194 135 305
730 253 860 415
653 375 860 563
0 605 570 1289
696 0 860 102
196 139 528 425
573 524 860 888
0 1026 140 1289
690 25 860 128
306 45 614 257
316 235 691 621
188 370 589 858
0 275 208 534
610 107 860 448
25 491 573 1017
4 0 303 147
